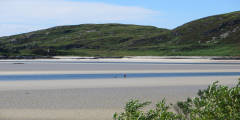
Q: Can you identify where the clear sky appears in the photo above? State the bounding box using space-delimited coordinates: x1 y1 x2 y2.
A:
0 0 239 37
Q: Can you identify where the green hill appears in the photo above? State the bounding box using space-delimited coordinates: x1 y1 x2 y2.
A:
0 11 240 57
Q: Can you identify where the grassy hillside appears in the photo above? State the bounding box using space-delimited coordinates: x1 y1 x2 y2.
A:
0 11 240 57
167 11 240 56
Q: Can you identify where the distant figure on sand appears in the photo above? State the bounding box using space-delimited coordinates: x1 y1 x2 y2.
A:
124 75 126 78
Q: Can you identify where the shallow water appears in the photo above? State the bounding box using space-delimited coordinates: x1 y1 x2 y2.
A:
1 72 240 81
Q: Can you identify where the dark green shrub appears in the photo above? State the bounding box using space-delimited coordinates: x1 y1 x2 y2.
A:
115 80 240 120
113 99 182 120
174 80 240 120
31 49 63 56
31 49 48 56
10 49 20 54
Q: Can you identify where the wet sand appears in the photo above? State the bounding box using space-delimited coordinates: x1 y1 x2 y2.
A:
1 59 240 75
0 77 239 120
0 59 239 120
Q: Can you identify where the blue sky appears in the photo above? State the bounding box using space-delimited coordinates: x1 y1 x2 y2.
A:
0 0 239 37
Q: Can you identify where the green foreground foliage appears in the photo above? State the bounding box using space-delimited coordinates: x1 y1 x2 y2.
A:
113 80 240 120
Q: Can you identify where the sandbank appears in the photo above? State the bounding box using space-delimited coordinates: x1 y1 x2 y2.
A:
0 76 239 91
0 59 239 120
1 58 240 63
0 59 240 75
1 69 240 75
0 76 239 120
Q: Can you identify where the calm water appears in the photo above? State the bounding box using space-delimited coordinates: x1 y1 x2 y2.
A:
0 72 240 81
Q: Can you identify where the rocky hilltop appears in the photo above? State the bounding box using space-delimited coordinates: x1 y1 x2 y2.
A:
0 11 239 57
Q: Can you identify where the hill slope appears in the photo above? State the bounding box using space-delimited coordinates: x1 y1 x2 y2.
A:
0 11 240 57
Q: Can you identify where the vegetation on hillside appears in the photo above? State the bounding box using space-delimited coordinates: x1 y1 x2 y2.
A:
113 79 240 120
0 11 240 57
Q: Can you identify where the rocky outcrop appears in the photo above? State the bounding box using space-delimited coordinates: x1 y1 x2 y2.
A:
9 39 18 43
86 30 97 33
62 30 72 33
202 19 240 36
172 31 182 36
220 31 231 38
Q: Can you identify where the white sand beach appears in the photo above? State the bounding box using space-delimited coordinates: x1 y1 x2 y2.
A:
0 59 239 120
